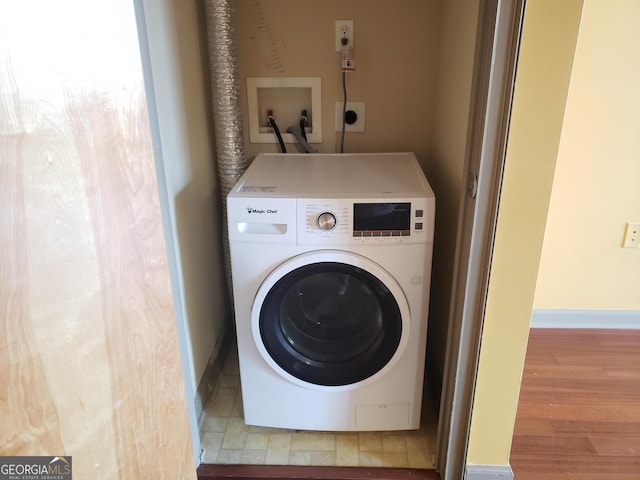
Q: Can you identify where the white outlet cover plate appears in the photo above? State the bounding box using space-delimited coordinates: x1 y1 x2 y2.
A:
335 19 354 52
335 101 365 132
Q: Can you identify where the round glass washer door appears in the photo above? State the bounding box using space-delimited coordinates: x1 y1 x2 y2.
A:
251 250 410 390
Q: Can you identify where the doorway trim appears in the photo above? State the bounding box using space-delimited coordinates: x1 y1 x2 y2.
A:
434 1 525 479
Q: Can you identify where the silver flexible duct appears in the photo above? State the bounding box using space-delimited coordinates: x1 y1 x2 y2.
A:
203 0 247 306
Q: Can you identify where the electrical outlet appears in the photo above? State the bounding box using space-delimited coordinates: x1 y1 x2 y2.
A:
622 222 640 248
335 102 365 132
335 20 354 52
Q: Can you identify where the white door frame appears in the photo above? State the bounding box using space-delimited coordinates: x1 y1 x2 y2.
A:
435 1 525 479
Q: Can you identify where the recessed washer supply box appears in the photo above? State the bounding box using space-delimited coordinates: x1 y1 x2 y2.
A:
246 77 322 144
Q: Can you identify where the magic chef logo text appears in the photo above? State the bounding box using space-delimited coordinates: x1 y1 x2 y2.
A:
246 207 278 214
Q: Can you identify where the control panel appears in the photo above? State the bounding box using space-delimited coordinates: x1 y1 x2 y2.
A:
303 202 350 238
297 198 432 245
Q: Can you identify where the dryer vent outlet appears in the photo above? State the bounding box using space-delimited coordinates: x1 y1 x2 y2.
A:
335 101 366 132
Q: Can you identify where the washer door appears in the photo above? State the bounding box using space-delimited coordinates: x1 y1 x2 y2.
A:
252 250 410 389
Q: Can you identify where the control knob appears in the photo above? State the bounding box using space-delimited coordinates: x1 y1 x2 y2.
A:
317 212 337 231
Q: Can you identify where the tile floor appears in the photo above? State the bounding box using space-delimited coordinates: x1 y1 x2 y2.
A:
199 345 437 468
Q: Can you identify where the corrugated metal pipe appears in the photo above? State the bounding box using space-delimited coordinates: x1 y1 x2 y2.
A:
203 0 247 307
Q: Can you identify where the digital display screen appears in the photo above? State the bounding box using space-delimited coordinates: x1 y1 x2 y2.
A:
353 203 411 232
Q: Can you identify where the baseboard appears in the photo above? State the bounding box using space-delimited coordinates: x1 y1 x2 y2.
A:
464 464 513 480
530 309 640 329
195 322 234 423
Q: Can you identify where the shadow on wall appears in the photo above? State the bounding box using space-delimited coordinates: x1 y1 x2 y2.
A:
175 185 231 390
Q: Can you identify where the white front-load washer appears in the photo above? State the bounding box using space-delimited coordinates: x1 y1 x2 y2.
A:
227 152 435 431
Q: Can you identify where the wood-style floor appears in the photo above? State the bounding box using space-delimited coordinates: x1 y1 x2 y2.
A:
510 328 640 479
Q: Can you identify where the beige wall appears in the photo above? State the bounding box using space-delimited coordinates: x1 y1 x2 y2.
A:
534 0 640 312
141 0 230 400
237 0 440 162
466 0 583 466
428 0 479 380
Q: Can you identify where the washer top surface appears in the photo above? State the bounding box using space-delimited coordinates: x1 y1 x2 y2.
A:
229 152 434 199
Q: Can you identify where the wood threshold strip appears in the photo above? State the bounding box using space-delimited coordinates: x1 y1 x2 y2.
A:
197 464 440 480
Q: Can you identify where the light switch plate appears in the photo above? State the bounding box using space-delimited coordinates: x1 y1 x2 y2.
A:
622 222 640 248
